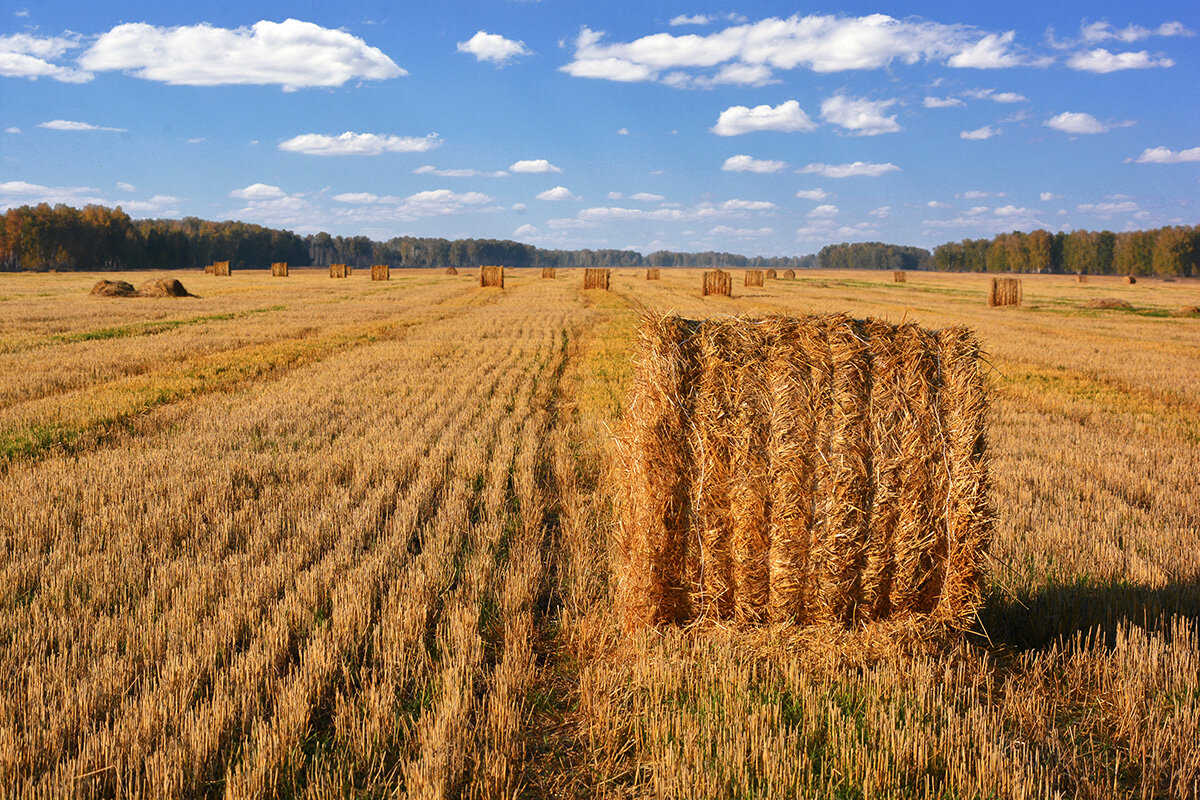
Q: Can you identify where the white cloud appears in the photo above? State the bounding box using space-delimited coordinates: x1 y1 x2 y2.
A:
80 19 404 90
561 14 1039 87
960 125 1001 140
456 31 531 66
1076 201 1138 216
1066 48 1173 73
1040 192 1062 201
820 94 900 135
1133 146 1200 164
230 183 286 200
38 119 127 132
711 100 817 136
721 154 788 173
795 189 829 200
994 204 1035 216
536 186 580 201
0 33 92 83
279 132 440 156
808 204 838 216
1080 21 1194 44
617 127 630 135
709 225 773 237
630 192 665 201
414 165 508 177
509 159 563 173
0 180 107 208
966 206 989 215
121 194 181 213
958 190 1004 199
1044 111 1112 134
607 191 624 200
927 200 951 208
116 181 136 191
4 127 19 134
332 192 381 203
515 223 538 236
512 203 527 213
799 161 899 178
923 96 965 108
963 88 1028 102
721 199 776 211
868 206 891 217
669 15 711 26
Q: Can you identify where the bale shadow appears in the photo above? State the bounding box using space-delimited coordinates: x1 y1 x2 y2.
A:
972 577 1200 652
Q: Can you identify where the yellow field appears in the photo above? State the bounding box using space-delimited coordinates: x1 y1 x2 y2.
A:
2 267 1198 798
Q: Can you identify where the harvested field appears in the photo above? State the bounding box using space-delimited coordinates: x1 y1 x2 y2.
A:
744 269 764 287
2 267 1199 799
703 269 731 296
90 279 138 297
583 268 610 290
139 278 192 297
480 265 504 287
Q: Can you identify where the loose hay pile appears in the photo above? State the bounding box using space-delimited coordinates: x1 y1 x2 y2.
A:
765 269 777 280
703 270 732 297
480 265 504 288
782 269 796 280
894 271 907 283
445 266 459 275
614 313 992 632
584 268 611 290
987 277 1021 307
1083 298 1132 310
270 262 288 277
646 269 660 281
329 263 348 279
212 261 231 277
370 264 390 281
90 279 139 297
1170 306 1200 317
139 278 191 297
542 267 557 279
744 269 765 287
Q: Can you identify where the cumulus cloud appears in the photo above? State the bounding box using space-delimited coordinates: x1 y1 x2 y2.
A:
960 125 1001 140
820 94 900 135
616 127 630 135
963 87 1028 102
514 223 538 237
721 199 776 211
868 206 891 217
1080 21 1193 44
509 159 563 173
1040 192 1062 201
279 132 440 156
414 165 508 177
927 200 951 208
80 19 403 90
332 192 382 204
5 127 19 134
0 32 92 82
38 119 127 132
808 204 838 216
1044 111 1121 134
709 225 773 237
798 161 900 178
630 192 666 201
924 96 965 108
561 14 1039 87
1066 48 1173 72
669 15 712 26
1133 146 1200 164
994 204 1035 216
230 183 286 200
536 186 580 201
795 189 829 200
456 31 531 65
722 154 788 173
1076 200 1138 216
0 180 108 208
711 100 817 136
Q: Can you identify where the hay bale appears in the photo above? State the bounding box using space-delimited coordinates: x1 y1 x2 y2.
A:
782 269 795 280
330 263 347 278
204 263 215 275
987 277 1021 307
1083 298 1132 309
703 270 732 297
646 269 660 281
445 266 458 275
271 262 288 277
370 264 390 281
212 261 231 277
90 279 138 297
1124 275 1137 285
583 268 610 290
480 265 504 288
1077 273 1087 283
542 267 556 279
139 278 192 297
744 269 765 287
614 314 992 631
893 271 907 283
1170 306 1199 317
765 269 777 280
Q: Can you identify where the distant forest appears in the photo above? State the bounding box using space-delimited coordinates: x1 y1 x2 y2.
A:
0 203 1196 276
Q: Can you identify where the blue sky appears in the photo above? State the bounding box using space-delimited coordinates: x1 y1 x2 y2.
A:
2 1 1197 256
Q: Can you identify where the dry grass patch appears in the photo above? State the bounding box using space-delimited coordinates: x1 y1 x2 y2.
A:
894 270 907 283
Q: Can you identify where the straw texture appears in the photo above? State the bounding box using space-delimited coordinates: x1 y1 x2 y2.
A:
270 262 288 277
646 269 660 281
584 268 611 290
893 271 907 283
480 265 504 288
370 264 390 281
987 277 1021 307
542 267 556 279
744 269 765 287
702 270 731 297
329 263 348 279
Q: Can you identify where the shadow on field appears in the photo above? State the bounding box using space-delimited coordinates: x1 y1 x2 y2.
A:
972 577 1200 652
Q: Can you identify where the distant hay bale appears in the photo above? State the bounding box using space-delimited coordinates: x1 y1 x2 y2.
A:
212 261 231 277
744 269 765 287
542 267 557 279
614 313 992 631
1124 275 1137 285
139 278 191 297
1083 298 1132 310
1170 306 1199 317
204 263 215 275
987 277 1021 307
480 265 504 288
370 264 390 281
584 268 611 290
782 269 795 280
445 266 458 275
893 271 907 283
90 279 138 297
330 263 347 279
765 269 777 279
1077 273 1087 283
270 262 288 277
703 270 732 297
646 269 660 281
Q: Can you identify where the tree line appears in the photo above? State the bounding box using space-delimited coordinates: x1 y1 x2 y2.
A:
932 227 1200 277
817 242 931 271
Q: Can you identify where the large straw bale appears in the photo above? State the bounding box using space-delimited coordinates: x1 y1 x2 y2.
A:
646 269 660 281
445 266 458 275
1077 273 1087 283
702 270 731 296
782 269 795 279
480 265 504 288
744 269 765 287
765 269 777 279
270 262 288 277
584 268 611 290
212 261 231 277
614 313 992 632
542 267 556 279
370 264 390 281
330 263 348 279
90 280 138 297
139 278 192 297
1124 275 1137 285
204 263 215 275
893 271 907 283
987 277 1021 307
